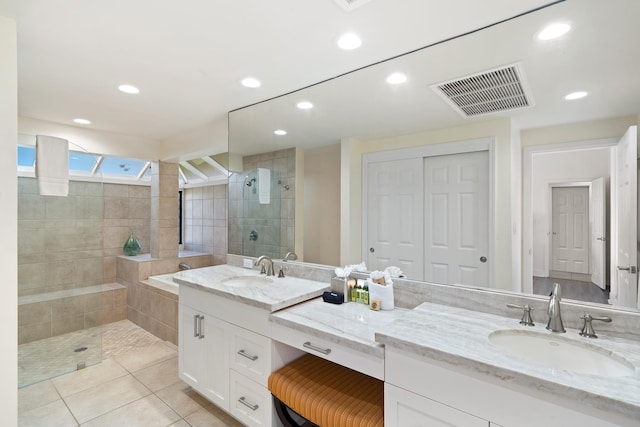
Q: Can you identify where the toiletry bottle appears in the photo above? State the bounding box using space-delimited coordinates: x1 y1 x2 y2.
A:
351 280 359 303
363 283 369 305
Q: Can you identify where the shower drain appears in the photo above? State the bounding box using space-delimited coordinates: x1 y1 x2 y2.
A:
74 346 88 353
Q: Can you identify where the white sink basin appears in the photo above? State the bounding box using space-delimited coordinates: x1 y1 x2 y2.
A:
488 330 635 377
220 275 274 287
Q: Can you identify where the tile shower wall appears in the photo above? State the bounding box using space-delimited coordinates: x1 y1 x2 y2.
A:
228 148 295 259
17 177 150 297
183 184 228 265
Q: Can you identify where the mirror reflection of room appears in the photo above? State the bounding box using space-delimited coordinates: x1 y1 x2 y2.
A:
227 0 640 309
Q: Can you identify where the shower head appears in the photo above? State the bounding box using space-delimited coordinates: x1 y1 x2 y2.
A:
245 177 256 187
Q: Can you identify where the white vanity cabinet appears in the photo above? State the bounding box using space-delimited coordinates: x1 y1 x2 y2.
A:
179 284 304 427
384 347 627 427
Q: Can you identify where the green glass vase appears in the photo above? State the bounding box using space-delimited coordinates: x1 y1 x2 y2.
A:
123 233 142 256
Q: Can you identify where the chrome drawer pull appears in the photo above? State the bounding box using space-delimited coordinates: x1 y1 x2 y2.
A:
238 396 259 411
198 315 205 339
237 349 259 361
303 341 331 355
193 314 199 337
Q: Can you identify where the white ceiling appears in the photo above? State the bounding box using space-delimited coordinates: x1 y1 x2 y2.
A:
3 0 556 142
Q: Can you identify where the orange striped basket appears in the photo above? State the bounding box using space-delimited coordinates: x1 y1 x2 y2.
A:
268 354 384 427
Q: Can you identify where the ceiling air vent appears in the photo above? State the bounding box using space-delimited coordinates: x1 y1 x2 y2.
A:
431 63 534 117
334 0 372 12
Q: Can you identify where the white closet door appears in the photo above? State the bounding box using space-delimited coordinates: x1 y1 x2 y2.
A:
551 187 589 274
590 177 607 289
424 151 489 287
366 158 424 279
614 126 638 308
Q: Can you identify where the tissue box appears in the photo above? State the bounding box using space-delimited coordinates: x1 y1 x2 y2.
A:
330 277 354 303
367 281 394 310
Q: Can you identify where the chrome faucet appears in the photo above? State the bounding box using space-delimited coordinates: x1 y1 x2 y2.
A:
283 251 298 262
178 262 191 270
254 255 275 276
546 283 566 333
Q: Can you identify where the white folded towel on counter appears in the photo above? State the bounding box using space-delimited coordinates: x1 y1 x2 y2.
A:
258 167 270 204
35 135 69 196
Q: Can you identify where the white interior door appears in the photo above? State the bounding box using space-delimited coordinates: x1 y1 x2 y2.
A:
551 187 589 274
366 158 424 279
614 126 638 308
590 177 607 289
424 151 489 286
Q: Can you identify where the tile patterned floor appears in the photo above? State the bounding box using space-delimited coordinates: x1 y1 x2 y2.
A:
18 320 244 426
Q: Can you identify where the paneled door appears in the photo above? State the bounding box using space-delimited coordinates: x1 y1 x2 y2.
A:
424 151 489 286
590 177 607 289
614 126 638 308
551 186 589 274
366 158 424 279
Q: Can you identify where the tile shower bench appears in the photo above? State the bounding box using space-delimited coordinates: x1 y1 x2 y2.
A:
18 283 127 344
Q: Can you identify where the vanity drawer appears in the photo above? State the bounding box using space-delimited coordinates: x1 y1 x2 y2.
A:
271 322 384 380
228 323 271 386
229 369 270 427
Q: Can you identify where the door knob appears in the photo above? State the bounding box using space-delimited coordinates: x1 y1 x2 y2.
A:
369 247 375 253
480 256 487 263
597 236 607 242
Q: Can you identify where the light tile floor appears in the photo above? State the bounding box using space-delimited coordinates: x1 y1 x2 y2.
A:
18 320 244 427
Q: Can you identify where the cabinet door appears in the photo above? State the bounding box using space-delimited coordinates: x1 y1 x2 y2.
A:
179 305 206 388
179 304 230 411
385 384 488 427
201 314 229 410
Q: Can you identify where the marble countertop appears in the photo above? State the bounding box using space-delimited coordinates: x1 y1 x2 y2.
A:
375 302 640 420
173 265 329 312
270 298 408 357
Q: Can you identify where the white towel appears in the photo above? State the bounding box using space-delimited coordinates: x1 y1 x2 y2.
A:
258 168 270 204
367 280 395 310
35 135 69 196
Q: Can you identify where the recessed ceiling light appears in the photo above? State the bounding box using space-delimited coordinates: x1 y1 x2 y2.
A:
73 118 91 125
118 84 140 94
537 23 571 40
386 73 407 85
241 77 261 88
274 130 287 136
297 101 313 110
337 33 362 50
564 91 588 100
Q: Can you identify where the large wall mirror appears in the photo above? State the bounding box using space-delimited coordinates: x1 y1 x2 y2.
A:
228 0 640 310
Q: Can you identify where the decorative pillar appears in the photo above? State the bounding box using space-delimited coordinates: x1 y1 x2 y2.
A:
151 161 179 259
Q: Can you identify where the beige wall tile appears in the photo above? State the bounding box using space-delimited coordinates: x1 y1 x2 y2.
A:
128 185 150 199
52 314 84 336
85 291 113 311
45 196 77 220
114 288 127 307
103 256 116 282
114 305 127 321
51 295 85 320
18 321 51 344
85 309 114 328
18 194 45 220
18 301 51 326
129 197 150 219
104 197 129 219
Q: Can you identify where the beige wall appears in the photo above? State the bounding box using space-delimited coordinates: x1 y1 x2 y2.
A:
303 144 340 266
1 15 18 423
342 118 515 290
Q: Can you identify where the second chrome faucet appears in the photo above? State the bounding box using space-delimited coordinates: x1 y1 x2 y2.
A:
546 282 566 333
